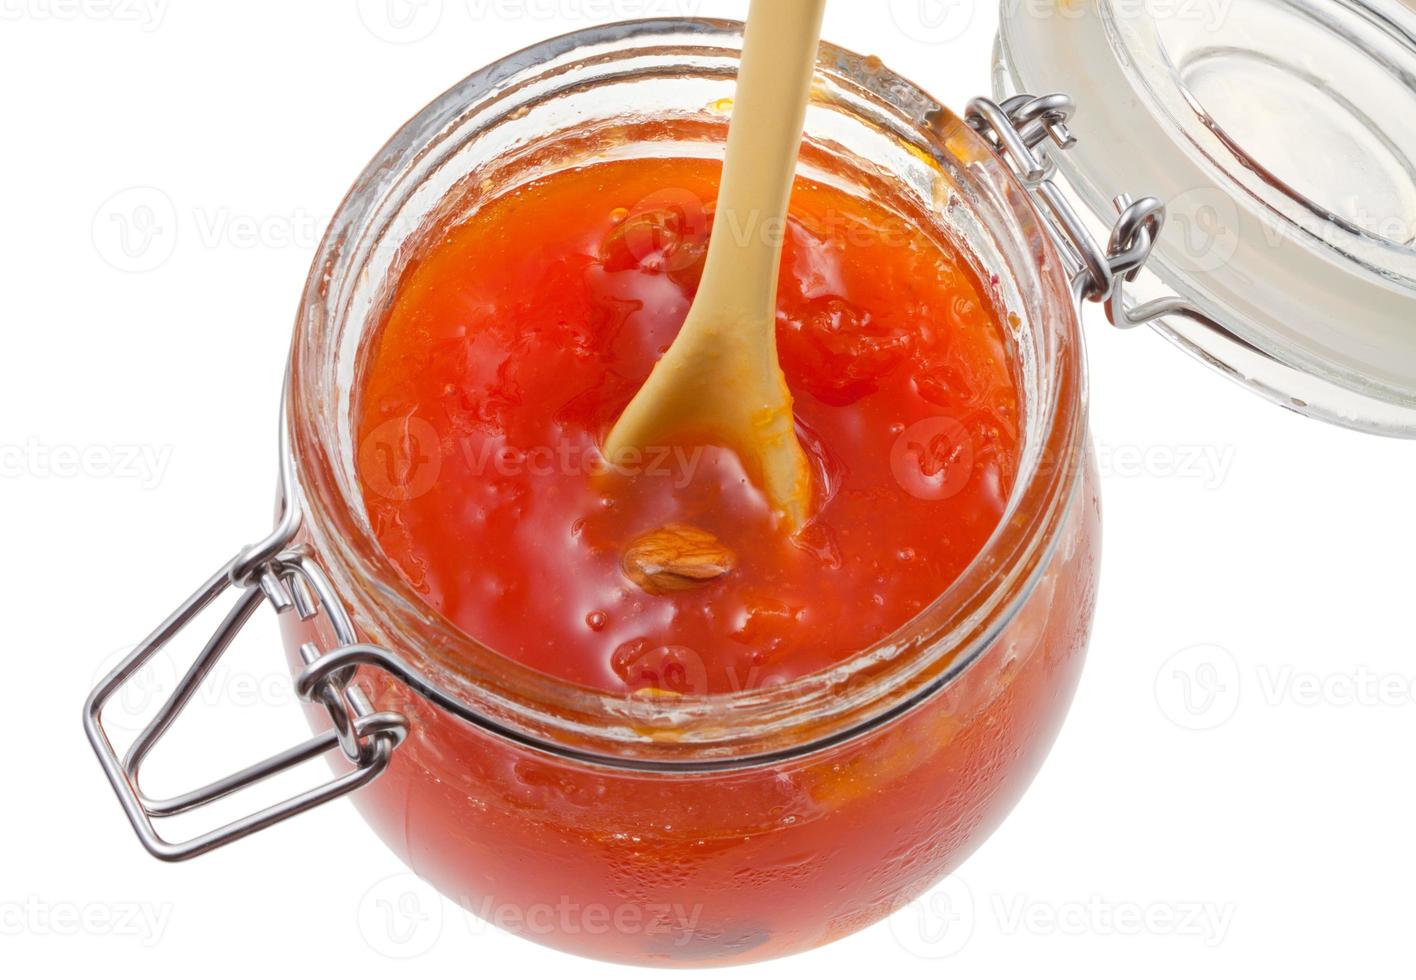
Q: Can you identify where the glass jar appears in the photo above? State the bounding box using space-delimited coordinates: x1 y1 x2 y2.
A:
84 1 1416 965
283 20 1096 964
86 16 1097 968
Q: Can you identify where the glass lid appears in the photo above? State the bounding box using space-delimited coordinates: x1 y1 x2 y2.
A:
995 0 1416 435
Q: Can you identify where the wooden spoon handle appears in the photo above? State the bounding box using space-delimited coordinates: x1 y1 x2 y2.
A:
694 0 826 325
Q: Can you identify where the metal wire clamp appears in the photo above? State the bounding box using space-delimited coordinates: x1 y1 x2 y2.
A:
966 93 1229 336
82 407 408 862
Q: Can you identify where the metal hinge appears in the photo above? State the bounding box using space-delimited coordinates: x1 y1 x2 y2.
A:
83 403 408 862
966 93 1221 334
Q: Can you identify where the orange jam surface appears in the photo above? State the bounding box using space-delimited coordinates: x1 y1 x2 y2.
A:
357 156 1020 695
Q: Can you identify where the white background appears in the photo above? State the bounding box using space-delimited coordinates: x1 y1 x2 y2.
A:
3 1 1414 976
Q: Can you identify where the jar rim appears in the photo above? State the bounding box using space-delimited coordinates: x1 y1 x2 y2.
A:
287 18 1087 768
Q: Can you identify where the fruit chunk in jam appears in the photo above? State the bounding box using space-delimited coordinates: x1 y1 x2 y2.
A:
356 156 1020 693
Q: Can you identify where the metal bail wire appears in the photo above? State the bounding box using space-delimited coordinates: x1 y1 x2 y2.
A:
82 401 409 862
965 92 1235 338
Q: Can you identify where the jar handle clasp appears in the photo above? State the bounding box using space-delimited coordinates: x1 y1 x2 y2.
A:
82 391 407 861
966 93 1253 348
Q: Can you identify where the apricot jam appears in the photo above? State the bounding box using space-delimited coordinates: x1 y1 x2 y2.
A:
296 143 1099 966
356 156 1020 695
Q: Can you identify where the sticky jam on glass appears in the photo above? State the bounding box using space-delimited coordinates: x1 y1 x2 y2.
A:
357 156 1020 695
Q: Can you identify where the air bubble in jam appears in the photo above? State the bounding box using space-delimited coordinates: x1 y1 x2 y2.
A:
357 156 1020 695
